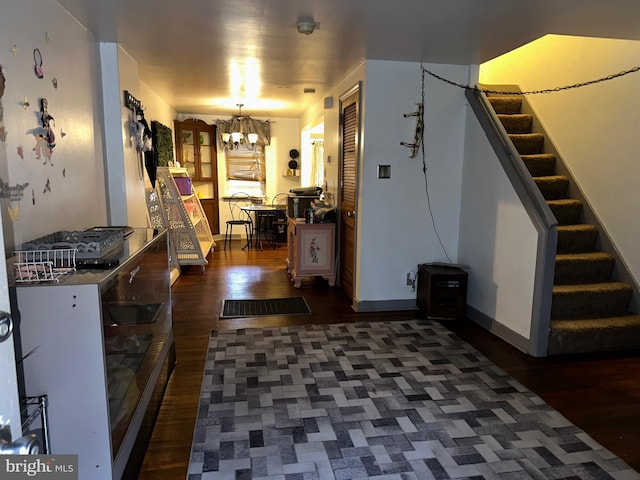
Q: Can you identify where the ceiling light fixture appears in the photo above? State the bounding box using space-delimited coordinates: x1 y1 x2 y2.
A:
222 104 259 151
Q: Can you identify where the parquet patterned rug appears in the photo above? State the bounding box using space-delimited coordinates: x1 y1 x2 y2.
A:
188 320 639 479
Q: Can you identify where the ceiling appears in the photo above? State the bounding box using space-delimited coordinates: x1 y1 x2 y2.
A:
57 0 640 118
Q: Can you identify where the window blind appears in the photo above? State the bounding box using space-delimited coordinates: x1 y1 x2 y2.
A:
225 146 265 182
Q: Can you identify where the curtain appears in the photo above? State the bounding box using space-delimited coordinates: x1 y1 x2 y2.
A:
215 117 271 147
310 141 324 187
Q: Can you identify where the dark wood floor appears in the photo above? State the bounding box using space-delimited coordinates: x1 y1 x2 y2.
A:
138 241 640 478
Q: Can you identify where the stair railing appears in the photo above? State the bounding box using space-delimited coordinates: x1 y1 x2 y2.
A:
465 87 557 357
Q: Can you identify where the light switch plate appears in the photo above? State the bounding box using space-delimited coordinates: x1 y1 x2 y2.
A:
377 165 391 179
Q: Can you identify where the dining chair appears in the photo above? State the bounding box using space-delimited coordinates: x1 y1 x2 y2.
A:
224 192 253 250
271 193 289 246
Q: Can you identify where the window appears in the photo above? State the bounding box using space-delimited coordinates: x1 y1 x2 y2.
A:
225 145 266 197
310 140 324 187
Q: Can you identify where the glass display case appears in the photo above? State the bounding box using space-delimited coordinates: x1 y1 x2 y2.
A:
11 229 174 480
174 118 217 181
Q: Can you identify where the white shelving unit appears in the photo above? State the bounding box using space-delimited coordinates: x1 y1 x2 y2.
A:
146 187 181 284
154 167 214 270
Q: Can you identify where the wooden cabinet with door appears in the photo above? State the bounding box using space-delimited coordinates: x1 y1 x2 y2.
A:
199 198 219 236
286 218 336 288
174 118 217 181
174 118 220 234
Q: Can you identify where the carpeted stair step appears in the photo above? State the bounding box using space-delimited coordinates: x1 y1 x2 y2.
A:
551 282 632 319
554 252 615 285
547 199 583 225
485 85 639 357
556 224 599 253
498 114 533 134
534 175 569 200
509 133 545 155
521 153 556 177
487 96 522 115
548 314 640 355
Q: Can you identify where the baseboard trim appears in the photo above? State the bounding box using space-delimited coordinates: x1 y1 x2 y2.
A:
466 306 532 355
213 233 243 241
353 299 420 313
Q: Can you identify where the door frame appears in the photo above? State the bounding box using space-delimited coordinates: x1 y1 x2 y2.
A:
337 82 362 305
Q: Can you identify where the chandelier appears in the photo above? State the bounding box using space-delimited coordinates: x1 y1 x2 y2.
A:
221 104 259 151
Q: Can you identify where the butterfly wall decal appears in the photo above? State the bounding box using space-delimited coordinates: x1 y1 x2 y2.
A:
7 205 19 222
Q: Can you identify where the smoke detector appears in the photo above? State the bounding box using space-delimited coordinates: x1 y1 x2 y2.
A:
296 19 317 35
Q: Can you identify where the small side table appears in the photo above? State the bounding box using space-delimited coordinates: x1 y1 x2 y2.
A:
286 218 336 287
417 264 468 320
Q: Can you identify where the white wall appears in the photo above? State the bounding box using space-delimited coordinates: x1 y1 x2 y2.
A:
299 60 469 306
99 45 176 228
459 109 538 340
0 0 108 251
480 34 640 287
140 80 176 132
356 61 468 304
115 47 155 227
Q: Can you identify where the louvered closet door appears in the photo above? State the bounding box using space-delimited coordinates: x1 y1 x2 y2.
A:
339 86 360 301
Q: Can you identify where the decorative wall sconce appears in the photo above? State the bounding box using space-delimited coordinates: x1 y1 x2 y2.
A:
400 103 423 158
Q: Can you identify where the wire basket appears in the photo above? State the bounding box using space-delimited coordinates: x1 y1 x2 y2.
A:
13 248 77 283
21 230 123 259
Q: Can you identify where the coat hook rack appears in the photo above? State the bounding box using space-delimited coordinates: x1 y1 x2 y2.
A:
123 90 143 113
400 103 423 159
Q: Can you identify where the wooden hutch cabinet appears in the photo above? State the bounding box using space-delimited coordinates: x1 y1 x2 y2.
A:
199 198 219 238
174 118 218 181
174 118 220 234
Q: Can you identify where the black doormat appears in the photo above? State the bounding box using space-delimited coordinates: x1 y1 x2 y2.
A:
220 297 311 319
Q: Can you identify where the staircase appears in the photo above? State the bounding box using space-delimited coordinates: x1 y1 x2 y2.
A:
487 94 640 356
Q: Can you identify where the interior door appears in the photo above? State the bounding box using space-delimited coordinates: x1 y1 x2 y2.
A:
338 85 360 301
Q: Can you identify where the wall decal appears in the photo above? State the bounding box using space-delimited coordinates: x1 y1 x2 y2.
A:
7 205 19 222
33 98 55 165
32 127 48 161
41 99 55 148
33 48 44 79
0 177 29 201
43 178 51 194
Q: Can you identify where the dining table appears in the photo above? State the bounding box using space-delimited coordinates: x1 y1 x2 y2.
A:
240 204 286 250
